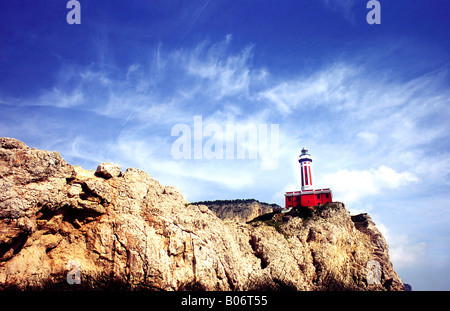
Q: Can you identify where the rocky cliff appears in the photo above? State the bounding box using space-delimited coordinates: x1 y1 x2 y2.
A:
0 138 404 290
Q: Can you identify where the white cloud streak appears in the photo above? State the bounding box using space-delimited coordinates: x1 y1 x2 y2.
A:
321 166 418 204
378 223 427 269
320 0 357 21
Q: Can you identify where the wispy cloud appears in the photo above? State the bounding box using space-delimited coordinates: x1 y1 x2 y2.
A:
9 36 274 195
321 166 418 205
378 223 427 269
185 35 253 100
320 0 357 21
259 64 360 114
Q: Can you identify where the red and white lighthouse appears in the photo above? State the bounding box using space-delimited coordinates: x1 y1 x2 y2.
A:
285 148 333 208
299 147 313 191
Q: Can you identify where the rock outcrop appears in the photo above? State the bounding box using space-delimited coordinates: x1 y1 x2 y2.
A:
193 199 282 223
0 138 404 290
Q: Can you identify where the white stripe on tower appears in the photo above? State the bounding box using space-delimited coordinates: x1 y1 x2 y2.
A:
300 165 305 190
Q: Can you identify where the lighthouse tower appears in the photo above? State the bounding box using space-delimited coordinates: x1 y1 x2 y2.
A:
299 147 313 191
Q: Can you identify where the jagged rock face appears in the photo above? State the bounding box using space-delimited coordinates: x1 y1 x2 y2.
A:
0 138 404 290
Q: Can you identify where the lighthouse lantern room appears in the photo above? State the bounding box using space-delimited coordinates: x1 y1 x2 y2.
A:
285 148 333 208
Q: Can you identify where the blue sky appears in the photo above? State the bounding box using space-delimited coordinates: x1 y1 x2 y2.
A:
1 0 449 290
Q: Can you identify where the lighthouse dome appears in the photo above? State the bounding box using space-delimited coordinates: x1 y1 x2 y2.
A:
298 147 313 163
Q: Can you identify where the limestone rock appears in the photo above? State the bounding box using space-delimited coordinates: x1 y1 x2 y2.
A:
95 162 121 179
0 138 404 291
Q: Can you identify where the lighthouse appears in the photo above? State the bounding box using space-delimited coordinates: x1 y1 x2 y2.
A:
285 148 333 208
299 147 313 191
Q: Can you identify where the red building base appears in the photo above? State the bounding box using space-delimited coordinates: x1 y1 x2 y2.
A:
285 188 332 208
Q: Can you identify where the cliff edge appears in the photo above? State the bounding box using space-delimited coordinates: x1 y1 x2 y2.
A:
192 199 282 223
0 137 403 290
